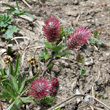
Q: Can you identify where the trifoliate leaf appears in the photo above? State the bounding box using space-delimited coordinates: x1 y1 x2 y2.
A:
96 39 102 45
65 28 73 34
43 40 53 50
39 52 46 59
2 25 19 39
89 38 96 44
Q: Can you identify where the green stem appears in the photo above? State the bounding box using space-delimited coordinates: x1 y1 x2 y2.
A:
15 0 20 11
7 46 12 55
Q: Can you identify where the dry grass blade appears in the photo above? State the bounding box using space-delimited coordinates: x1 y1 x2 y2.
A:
48 94 85 110
22 0 32 8
89 95 110 110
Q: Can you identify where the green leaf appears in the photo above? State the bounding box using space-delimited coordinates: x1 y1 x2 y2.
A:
0 92 10 100
58 26 66 39
103 94 108 99
39 49 50 60
15 0 20 11
53 42 63 52
96 39 102 45
20 97 31 103
7 46 12 55
0 75 8 82
24 12 34 18
14 99 22 109
89 38 96 44
45 54 50 60
2 3 16 15
6 9 15 15
94 31 98 38
65 28 73 34
76 54 85 63
43 40 53 49
56 51 72 57
80 67 86 76
7 86 17 98
8 25 19 32
7 104 13 110
14 53 20 76
45 48 48 54
0 85 16 99
9 63 14 76
39 52 46 59
0 67 6 76
2 25 19 39
17 74 25 93
39 96 56 106
2 3 15 10
9 75 18 94
98 94 108 99
0 14 11 27
1 28 6 32
48 62 52 69
14 10 25 15
25 71 40 83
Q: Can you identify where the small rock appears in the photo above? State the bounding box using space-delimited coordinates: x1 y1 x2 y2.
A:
60 60 69 67
80 10 85 15
53 65 60 72
84 58 94 66
0 49 6 54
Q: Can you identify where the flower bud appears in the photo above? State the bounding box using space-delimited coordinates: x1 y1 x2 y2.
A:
50 78 59 96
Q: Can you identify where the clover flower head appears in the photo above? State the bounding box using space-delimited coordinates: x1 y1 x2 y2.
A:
29 77 51 99
66 27 90 49
50 78 59 96
43 16 61 42
50 78 59 88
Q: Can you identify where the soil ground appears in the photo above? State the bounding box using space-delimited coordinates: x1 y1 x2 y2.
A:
0 0 110 110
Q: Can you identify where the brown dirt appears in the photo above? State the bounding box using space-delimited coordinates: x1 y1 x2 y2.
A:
0 0 110 110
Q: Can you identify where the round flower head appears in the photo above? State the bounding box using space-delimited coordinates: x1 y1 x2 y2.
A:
50 78 59 88
43 16 61 42
66 27 90 49
28 77 51 100
50 78 59 96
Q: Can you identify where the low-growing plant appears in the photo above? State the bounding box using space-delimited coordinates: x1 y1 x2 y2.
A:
80 66 86 76
0 53 40 109
89 30 102 45
2 0 33 18
0 16 92 109
0 14 19 39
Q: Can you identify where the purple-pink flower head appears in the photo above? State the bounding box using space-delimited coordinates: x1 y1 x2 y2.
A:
50 78 59 96
66 27 90 49
43 16 61 42
50 78 59 88
28 77 51 100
